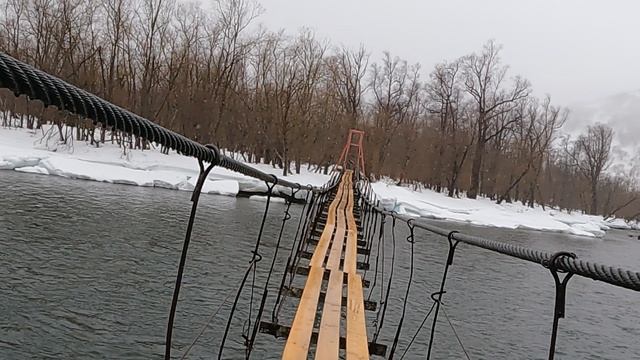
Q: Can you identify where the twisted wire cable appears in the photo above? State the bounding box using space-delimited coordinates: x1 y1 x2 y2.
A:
356 179 640 292
0 51 312 191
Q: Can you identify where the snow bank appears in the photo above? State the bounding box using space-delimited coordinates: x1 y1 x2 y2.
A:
370 181 633 238
1 126 633 237
0 126 330 198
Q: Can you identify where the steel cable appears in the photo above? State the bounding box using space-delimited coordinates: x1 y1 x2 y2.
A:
272 190 311 323
0 51 313 192
373 216 397 343
387 220 416 359
246 189 297 357
356 179 640 292
218 181 275 359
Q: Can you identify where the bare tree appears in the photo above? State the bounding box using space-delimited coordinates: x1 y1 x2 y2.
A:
370 51 421 174
2 2 638 218
327 45 369 128
462 40 530 199
496 96 566 204
567 123 614 214
425 59 474 196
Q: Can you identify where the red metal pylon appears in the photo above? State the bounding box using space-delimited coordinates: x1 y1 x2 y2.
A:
337 129 366 176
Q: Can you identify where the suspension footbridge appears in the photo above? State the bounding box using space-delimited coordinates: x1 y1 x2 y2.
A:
1 51 639 359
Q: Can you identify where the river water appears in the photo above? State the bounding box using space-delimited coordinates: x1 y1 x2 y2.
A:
1 171 639 359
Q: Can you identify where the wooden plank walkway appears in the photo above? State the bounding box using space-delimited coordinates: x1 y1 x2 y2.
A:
282 171 370 359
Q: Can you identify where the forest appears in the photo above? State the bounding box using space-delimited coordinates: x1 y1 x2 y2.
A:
0 0 638 219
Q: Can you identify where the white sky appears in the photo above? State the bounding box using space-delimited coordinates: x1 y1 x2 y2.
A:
257 0 640 106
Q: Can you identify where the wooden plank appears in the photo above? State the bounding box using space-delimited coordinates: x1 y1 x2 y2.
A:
310 180 345 267
326 182 349 270
283 266 325 359
343 229 358 274
298 251 370 270
310 224 335 268
329 171 357 272
343 179 358 273
307 236 367 249
326 224 346 270
261 323 388 357
346 272 369 360
315 269 344 359
283 172 367 360
282 286 377 311
290 267 371 288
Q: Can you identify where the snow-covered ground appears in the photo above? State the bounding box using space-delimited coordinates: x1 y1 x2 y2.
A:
0 126 330 199
371 180 636 238
1 126 634 237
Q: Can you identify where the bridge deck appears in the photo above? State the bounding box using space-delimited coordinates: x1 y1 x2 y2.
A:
282 171 370 359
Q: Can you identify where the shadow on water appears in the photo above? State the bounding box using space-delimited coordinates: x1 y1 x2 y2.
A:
1 171 639 359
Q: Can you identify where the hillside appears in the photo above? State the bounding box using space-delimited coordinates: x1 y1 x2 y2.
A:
567 90 640 177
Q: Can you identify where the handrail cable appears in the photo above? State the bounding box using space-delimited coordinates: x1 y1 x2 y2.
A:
0 51 315 192
356 179 640 292
356 176 639 359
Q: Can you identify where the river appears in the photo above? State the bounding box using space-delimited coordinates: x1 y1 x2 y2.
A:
1 171 639 359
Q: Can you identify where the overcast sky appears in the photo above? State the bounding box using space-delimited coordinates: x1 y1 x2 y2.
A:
257 0 640 106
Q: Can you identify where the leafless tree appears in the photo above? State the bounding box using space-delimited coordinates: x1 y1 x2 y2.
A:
567 123 614 214
462 40 531 199
370 51 421 174
1 2 637 218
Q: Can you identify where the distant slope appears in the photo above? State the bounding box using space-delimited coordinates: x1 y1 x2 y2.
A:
566 89 640 177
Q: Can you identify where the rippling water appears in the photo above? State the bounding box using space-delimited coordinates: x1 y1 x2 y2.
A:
1 171 639 359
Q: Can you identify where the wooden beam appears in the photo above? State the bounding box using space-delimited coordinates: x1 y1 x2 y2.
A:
344 178 359 274
346 273 369 360
315 270 343 359
326 193 348 270
282 266 324 359
297 251 369 271
282 286 377 311
289 266 371 288
260 322 387 357
310 180 344 267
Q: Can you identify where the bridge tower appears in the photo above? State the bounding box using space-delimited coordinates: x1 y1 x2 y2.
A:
337 129 366 176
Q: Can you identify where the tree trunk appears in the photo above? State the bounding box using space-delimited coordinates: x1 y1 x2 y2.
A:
590 181 598 214
468 140 485 199
447 164 460 198
434 138 445 192
57 123 65 142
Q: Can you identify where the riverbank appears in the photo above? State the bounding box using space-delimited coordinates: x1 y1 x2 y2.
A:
0 126 329 199
1 126 633 237
372 180 636 237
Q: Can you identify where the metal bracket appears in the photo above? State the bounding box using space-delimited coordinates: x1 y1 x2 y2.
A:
542 251 576 360
427 230 460 360
446 230 460 266
165 158 216 360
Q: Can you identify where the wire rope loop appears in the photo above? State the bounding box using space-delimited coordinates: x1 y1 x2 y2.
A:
406 218 416 244
204 144 221 165
543 251 577 274
269 174 279 187
242 321 251 341
289 185 301 204
430 290 447 303
250 251 263 263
